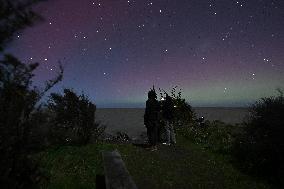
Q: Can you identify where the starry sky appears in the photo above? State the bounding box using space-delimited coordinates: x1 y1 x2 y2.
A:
6 0 284 108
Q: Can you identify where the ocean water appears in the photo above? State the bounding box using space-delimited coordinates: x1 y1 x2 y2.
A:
96 107 249 137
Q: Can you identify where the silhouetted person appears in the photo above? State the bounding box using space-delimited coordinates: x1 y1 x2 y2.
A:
162 94 176 145
144 88 160 151
157 100 164 143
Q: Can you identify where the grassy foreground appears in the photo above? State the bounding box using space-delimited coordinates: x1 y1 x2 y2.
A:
36 136 270 189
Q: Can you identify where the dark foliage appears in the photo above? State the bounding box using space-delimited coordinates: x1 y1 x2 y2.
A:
179 120 242 154
102 131 131 144
158 86 195 127
26 109 53 150
0 1 63 186
233 90 284 185
0 54 63 188
0 0 45 52
47 89 103 145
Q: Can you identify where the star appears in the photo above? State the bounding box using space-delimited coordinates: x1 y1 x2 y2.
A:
6 0 283 108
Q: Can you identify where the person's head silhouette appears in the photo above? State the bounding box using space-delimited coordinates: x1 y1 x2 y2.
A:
148 89 157 99
148 86 157 100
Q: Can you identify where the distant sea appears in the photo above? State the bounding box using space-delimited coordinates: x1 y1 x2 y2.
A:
96 107 249 137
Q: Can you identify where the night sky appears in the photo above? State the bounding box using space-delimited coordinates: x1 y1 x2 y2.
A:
7 0 284 108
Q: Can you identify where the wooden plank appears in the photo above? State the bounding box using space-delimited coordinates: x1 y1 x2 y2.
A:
102 150 138 189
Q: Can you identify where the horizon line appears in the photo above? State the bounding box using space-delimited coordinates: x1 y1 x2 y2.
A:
97 106 250 109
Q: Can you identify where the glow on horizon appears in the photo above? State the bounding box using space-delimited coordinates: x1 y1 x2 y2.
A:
7 0 284 108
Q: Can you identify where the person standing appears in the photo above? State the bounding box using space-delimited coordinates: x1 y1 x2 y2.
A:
144 88 160 151
162 94 176 145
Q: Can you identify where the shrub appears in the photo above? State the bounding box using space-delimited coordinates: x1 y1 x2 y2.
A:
158 86 196 127
47 89 104 145
0 1 63 187
179 120 240 154
0 55 63 188
233 90 284 184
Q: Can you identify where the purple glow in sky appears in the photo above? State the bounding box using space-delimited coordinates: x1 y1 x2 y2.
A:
7 0 284 107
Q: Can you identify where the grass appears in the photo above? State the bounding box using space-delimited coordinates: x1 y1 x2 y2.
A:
117 136 270 189
35 144 113 189
36 135 271 189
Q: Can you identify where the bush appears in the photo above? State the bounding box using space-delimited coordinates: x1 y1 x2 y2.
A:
158 86 196 127
0 55 62 188
0 1 63 187
233 90 284 184
179 120 240 154
26 109 54 150
47 89 104 145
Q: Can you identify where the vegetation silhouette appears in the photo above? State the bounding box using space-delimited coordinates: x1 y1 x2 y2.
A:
178 88 284 187
158 86 195 129
233 89 284 186
0 0 44 51
0 42 63 189
147 86 196 143
47 89 103 145
0 1 63 188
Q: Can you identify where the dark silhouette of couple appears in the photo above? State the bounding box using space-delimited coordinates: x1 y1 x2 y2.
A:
144 87 176 151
